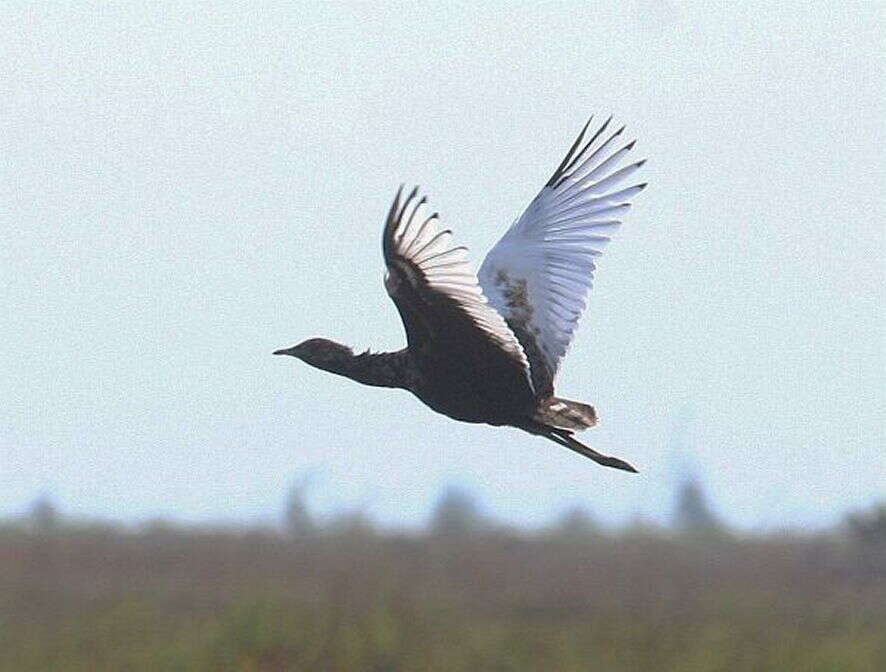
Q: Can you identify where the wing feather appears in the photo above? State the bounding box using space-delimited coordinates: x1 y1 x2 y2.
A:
478 116 646 397
383 187 531 380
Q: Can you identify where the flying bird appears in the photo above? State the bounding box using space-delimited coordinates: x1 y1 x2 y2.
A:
275 116 646 472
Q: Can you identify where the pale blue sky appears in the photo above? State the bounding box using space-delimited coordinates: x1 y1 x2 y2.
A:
2 1 883 529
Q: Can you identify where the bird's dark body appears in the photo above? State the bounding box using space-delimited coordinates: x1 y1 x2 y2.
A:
408 329 536 425
385 248 537 425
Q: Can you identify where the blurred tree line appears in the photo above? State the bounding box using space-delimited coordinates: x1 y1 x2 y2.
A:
273 472 886 548
10 475 885 547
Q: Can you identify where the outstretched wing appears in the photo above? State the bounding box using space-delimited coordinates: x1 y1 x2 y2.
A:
382 186 531 380
478 116 646 398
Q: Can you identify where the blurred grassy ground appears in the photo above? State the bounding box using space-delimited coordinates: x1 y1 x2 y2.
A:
1 526 884 671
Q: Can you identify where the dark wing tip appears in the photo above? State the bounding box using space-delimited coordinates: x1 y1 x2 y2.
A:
387 185 404 224
398 185 419 220
552 115 617 189
383 185 406 257
546 115 594 187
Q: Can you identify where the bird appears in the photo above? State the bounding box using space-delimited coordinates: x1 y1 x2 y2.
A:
275 116 646 472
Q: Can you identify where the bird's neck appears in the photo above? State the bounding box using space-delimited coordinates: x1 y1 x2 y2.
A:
321 349 413 390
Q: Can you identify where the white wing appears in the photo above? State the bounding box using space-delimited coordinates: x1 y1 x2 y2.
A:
478 116 646 397
383 187 531 377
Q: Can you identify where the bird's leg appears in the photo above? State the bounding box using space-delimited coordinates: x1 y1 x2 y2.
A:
555 430 638 473
522 423 638 473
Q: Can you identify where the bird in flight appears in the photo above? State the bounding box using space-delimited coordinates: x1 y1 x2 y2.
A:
275 116 646 472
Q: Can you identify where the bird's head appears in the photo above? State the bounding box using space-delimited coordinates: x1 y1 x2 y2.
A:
273 338 354 371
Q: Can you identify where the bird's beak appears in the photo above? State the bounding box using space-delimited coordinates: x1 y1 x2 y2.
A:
273 347 294 356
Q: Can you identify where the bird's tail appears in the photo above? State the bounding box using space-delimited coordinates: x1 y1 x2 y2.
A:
533 396 598 431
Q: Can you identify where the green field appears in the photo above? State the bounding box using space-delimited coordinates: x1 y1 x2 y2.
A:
1 523 884 671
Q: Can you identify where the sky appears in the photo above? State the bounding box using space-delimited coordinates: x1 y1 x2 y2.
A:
2 1 884 530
